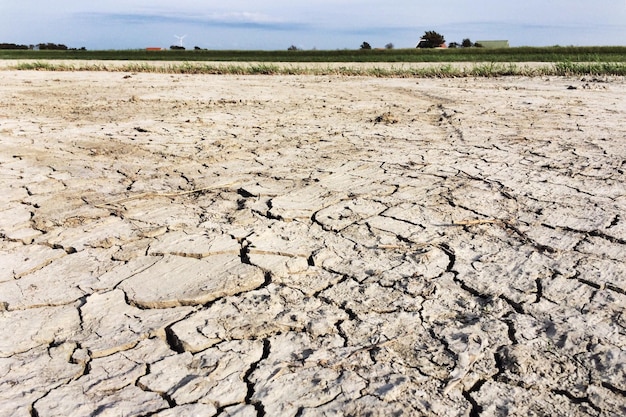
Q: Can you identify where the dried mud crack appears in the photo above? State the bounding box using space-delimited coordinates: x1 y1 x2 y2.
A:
0 70 625 416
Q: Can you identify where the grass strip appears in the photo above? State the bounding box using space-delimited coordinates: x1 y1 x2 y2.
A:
13 61 626 77
3 46 626 62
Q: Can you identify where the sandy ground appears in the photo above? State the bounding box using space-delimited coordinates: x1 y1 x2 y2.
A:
1 68 625 416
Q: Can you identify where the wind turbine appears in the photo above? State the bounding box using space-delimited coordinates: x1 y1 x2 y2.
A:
174 34 187 47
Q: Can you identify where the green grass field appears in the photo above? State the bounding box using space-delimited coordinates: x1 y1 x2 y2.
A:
2 46 626 63
3 46 626 76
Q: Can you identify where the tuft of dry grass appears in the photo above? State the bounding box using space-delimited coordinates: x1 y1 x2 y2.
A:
13 61 626 77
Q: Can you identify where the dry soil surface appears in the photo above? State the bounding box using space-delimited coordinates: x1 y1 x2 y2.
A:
1 69 625 417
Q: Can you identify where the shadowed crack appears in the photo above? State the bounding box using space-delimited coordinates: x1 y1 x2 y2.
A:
438 243 456 274
244 339 271 417
605 284 626 295
256 199 283 221
494 347 509 381
499 295 525 315
164 325 186 354
30 387 54 417
500 223 556 254
545 223 626 246
335 319 350 347
238 238 273 289
501 313 519 345
575 274 603 290
440 242 500 307
534 278 543 304
47 242 78 254
462 379 485 417
601 382 626 397
340 303 359 322
137 363 177 408
240 239 252 265
237 187 255 198
588 229 626 246
552 389 601 413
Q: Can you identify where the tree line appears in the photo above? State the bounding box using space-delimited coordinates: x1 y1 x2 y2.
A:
288 31 483 51
0 43 86 50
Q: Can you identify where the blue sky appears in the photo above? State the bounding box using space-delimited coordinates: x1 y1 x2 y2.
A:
1 1 625 50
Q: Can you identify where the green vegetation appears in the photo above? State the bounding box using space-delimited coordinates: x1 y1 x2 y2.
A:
13 61 626 77
1 46 625 63
417 31 446 48
3 46 625 77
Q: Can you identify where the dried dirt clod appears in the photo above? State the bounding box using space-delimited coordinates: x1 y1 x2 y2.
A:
373 111 399 124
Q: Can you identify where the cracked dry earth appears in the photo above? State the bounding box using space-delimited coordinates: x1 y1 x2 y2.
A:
0 70 625 417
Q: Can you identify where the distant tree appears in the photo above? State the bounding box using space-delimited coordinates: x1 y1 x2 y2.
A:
194 46 202 50
474 42 483 48
360 41 372 50
170 45 185 50
462 38 473 48
385 43 394 49
416 31 445 48
0 43 29 50
37 43 68 50
287 45 300 51
448 42 459 49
